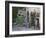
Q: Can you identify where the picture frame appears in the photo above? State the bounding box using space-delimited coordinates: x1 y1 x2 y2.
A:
5 1 45 37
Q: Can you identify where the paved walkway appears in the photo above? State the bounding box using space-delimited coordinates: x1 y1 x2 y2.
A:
12 24 39 31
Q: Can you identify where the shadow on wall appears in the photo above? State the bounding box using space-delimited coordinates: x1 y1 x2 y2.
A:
5 37 15 38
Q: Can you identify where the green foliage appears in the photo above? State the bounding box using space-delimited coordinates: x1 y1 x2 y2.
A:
16 15 24 25
12 7 25 23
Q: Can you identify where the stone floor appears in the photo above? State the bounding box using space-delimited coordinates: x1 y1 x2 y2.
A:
12 23 40 31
